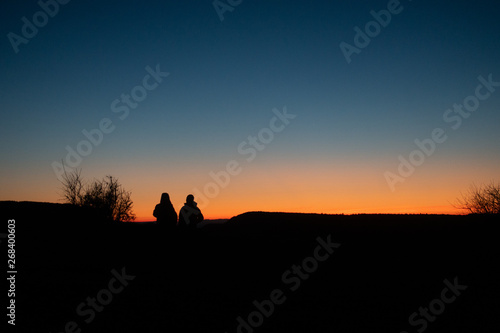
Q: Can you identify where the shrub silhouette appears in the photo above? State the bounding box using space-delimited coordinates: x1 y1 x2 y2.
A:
60 169 135 222
457 181 500 215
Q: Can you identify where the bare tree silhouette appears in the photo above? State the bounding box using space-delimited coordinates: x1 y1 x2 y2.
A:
456 181 500 215
60 167 135 222
60 167 84 206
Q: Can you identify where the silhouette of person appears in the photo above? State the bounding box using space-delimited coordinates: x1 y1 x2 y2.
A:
178 194 204 229
153 193 177 229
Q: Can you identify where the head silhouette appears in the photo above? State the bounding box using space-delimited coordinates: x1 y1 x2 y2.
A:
186 194 195 205
160 193 171 205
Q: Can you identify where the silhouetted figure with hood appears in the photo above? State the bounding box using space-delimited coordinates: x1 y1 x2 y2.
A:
153 193 177 229
178 194 204 229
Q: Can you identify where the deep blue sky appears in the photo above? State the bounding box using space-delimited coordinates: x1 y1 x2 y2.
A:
1 0 499 218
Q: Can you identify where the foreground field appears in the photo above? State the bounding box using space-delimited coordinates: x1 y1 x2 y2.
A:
3 202 499 333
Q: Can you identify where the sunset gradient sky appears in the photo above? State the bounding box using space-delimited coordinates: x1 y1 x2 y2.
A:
1 0 499 220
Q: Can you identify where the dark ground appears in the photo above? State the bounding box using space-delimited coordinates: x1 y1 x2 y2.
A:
2 201 499 333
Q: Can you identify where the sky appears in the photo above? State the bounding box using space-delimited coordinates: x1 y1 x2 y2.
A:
1 0 499 220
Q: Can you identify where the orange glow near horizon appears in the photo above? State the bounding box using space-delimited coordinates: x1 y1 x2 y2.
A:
134 205 463 222
1 151 496 222
128 159 474 221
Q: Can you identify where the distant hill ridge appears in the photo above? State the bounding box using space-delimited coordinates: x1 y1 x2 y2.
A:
1 201 108 226
228 210 473 228
1 201 490 234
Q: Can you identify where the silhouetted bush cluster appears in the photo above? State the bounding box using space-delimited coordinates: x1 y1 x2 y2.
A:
60 169 135 222
457 181 500 215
